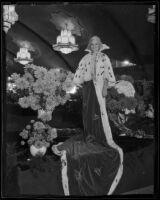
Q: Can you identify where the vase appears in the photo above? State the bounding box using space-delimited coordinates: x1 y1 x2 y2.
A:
30 145 47 157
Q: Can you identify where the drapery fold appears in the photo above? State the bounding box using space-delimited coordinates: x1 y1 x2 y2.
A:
58 81 123 195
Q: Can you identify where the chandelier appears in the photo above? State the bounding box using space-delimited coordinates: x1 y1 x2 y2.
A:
3 5 18 33
147 5 156 23
14 47 33 65
53 26 79 54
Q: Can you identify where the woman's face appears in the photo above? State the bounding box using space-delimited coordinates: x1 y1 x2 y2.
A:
90 39 101 53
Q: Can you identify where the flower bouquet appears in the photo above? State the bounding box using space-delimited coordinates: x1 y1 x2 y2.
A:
105 80 150 138
9 64 74 121
19 119 57 156
106 80 137 116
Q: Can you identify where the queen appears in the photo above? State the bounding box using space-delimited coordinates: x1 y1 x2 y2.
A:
52 36 123 196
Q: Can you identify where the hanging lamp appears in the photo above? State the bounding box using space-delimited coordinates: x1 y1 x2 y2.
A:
14 47 33 65
53 24 79 54
3 5 18 33
147 5 155 23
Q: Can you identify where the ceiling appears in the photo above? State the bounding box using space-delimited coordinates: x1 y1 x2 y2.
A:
4 3 155 75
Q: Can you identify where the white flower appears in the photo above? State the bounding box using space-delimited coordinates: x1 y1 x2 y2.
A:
145 110 154 118
19 129 29 139
62 72 74 92
33 132 43 139
7 82 16 91
38 110 52 122
24 72 34 84
66 71 74 81
30 104 41 111
34 67 47 79
49 69 62 82
11 65 73 114
37 129 45 134
48 128 57 139
124 108 135 115
58 93 70 105
33 121 46 130
26 125 31 130
62 81 74 92
27 137 35 145
46 97 59 110
33 81 44 93
11 73 21 81
59 72 67 82
25 64 37 71
50 128 57 139
21 141 25 145
15 78 30 90
28 95 39 104
28 95 40 110
18 97 30 108
43 86 53 96
44 72 56 83
115 80 135 97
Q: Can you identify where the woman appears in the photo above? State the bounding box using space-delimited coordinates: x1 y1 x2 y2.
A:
52 36 123 196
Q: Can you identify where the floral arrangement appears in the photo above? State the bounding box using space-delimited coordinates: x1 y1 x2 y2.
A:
9 64 74 121
19 119 57 148
106 80 138 115
106 80 154 139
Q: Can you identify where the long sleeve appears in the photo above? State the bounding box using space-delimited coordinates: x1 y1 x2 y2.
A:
104 55 116 87
73 56 86 87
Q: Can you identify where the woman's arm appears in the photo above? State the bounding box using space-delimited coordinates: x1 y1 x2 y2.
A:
102 55 116 97
73 56 86 87
104 55 116 88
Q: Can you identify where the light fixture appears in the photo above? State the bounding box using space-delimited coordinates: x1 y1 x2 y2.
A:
14 47 33 65
123 60 130 65
53 24 79 54
66 86 77 94
121 60 136 67
3 5 18 33
147 5 155 23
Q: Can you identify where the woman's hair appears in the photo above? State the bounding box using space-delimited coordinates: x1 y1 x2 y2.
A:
85 36 110 52
86 36 103 51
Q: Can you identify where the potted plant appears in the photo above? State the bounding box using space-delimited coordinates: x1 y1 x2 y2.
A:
19 119 57 156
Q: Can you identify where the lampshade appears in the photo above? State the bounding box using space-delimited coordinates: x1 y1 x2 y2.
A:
147 5 155 23
3 5 18 33
14 47 33 65
53 29 79 54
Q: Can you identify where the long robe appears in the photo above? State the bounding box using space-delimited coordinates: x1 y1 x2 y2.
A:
57 51 123 195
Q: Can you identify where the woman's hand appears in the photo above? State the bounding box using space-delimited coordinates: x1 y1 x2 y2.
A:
102 79 108 97
102 88 107 97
